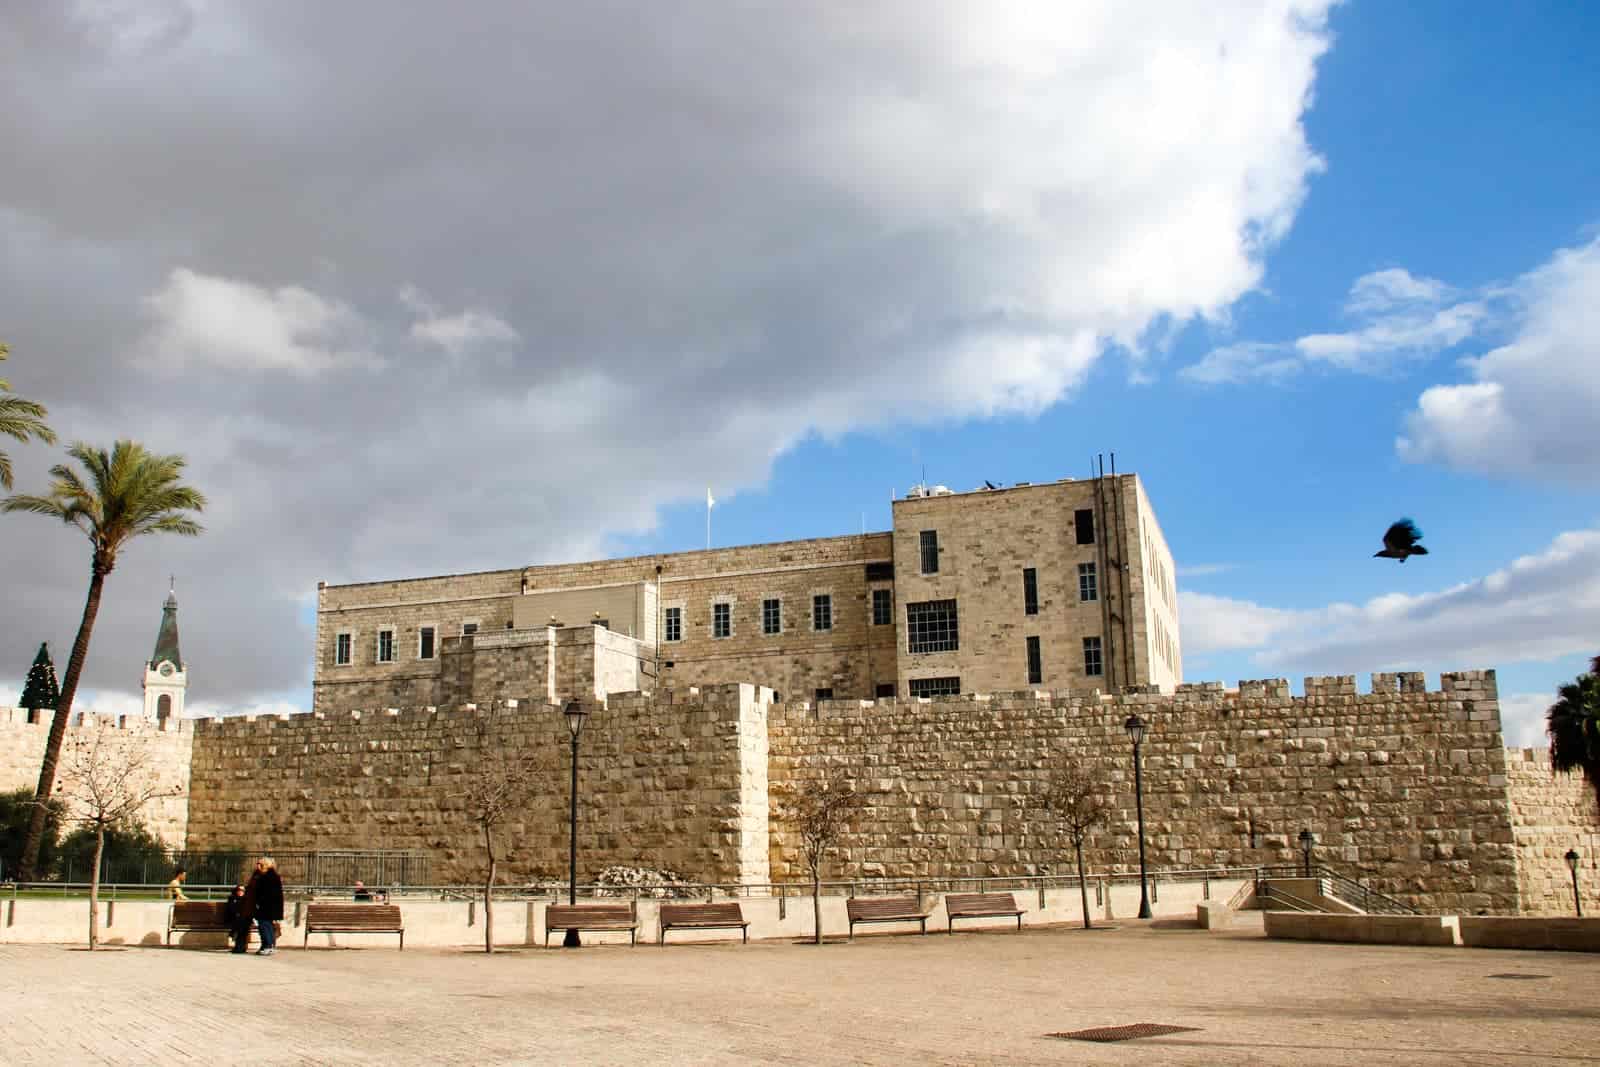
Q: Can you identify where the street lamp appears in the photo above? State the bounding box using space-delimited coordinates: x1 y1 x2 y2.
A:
1124 714 1151 919
1566 849 1582 918
563 699 587 948
1298 829 1315 878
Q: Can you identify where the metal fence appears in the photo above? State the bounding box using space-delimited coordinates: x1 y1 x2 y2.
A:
10 849 431 891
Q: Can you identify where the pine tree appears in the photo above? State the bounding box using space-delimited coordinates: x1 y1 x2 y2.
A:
19 642 60 717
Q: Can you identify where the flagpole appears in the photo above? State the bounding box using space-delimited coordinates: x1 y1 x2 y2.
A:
706 488 713 550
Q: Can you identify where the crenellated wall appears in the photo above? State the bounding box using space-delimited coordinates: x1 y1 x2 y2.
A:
1505 746 1600 915
0 707 193 849
181 686 772 887
767 671 1521 914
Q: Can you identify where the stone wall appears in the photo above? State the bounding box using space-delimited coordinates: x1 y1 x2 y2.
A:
0 706 193 850
767 671 1518 913
1505 747 1600 915
182 685 771 887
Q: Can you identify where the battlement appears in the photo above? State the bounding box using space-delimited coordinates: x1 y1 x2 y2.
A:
0 705 190 733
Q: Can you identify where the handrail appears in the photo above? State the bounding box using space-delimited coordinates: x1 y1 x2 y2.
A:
1255 884 1322 913
1255 864 1418 916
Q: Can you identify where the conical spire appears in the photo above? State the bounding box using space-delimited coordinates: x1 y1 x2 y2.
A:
151 581 182 669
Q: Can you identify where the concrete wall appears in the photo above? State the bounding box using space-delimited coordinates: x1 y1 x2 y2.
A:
0 707 193 849
768 671 1519 914
1505 746 1600 916
1264 910 1463 947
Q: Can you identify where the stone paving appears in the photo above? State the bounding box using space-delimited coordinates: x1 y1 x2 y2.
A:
2 915 1596 1065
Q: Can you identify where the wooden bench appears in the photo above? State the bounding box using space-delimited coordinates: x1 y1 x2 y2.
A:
943 892 1024 934
545 902 638 946
303 903 405 949
846 896 930 939
167 901 251 946
658 902 750 944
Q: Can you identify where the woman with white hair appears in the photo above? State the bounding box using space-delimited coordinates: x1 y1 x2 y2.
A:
253 857 284 956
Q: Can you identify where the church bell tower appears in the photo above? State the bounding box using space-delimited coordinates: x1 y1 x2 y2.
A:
142 582 187 722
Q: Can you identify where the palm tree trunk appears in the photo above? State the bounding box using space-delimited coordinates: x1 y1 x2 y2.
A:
1074 838 1091 930
89 826 106 950
483 825 496 955
20 563 109 880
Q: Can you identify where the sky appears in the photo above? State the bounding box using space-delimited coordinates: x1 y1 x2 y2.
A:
1 2 1596 749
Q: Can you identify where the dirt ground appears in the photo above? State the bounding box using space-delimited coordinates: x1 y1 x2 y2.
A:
2 914 1595 1066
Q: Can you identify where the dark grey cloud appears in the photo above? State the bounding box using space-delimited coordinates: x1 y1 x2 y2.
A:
0 1 1334 707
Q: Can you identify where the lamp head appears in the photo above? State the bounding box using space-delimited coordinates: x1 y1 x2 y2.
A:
1123 714 1146 746
1566 848 1580 872
563 699 587 740
1298 829 1314 849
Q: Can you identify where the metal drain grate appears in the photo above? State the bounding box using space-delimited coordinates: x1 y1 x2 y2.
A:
1049 1023 1202 1043
1488 973 1551 980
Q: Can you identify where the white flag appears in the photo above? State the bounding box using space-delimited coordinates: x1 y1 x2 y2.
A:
706 487 715 509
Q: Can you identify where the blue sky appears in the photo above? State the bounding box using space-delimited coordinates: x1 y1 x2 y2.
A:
2 2 1596 749
630 2 1600 744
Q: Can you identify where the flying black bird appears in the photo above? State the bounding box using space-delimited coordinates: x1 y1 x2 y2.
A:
984 480 998 490
1374 518 1428 562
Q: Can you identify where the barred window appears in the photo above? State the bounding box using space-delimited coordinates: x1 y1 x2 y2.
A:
906 599 959 654
762 598 781 635
813 594 833 631
919 530 939 574
376 628 395 664
1023 568 1039 615
1026 635 1043 685
335 632 352 666
815 687 834 702
664 606 682 642
418 626 436 661
909 676 961 698
1078 562 1098 602
712 602 731 639
872 588 893 626
1083 636 1103 677
1075 508 1095 545
461 620 479 637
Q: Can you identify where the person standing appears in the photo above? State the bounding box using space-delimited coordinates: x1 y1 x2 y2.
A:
166 868 189 901
222 883 250 952
254 857 284 957
232 871 259 954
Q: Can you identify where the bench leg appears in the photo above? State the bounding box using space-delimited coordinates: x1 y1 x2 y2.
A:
399 931 404 951
742 927 747 945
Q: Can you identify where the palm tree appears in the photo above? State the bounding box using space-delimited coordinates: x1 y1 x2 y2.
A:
2 440 205 879
0 343 58 488
1547 654 1600 813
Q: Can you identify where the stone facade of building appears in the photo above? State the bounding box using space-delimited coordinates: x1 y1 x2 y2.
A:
312 475 1177 713
1505 746 1600 915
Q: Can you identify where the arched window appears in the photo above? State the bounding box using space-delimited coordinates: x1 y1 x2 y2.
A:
156 694 172 720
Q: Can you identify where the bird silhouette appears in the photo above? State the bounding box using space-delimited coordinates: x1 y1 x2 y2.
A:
1374 518 1428 562
984 479 998 490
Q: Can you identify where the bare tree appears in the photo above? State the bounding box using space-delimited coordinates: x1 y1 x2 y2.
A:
455 704 543 953
1039 768 1108 929
783 779 863 944
55 726 183 949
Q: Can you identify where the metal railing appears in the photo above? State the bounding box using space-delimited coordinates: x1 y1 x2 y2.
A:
1254 864 1419 916
1 849 432 892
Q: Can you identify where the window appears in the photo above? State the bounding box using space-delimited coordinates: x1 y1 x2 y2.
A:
335 632 353 666
1083 636 1103 676
712 602 731 639
461 620 479 637
872 588 893 626
865 561 895 581
875 682 896 698
376 628 395 664
815 687 834 702
906 599 959 654
1022 568 1039 615
1075 508 1095 545
813 594 833 631
762 598 782 635
1078 562 1098 602
909 676 961 698
1026 635 1043 685
919 530 939 574
418 626 436 661
664 606 683 642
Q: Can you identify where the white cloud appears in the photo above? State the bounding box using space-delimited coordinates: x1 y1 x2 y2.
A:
1179 526 1600 672
141 269 380 376
401 287 519 359
1397 235 1600 485
1176 562 1236 578
1183 265 1487 383
1498 691 1553 750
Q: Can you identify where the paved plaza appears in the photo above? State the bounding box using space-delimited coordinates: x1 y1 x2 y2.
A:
2 915 1596 1066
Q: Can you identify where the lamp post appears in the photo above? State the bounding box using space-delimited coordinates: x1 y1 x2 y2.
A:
563 699 587 948
1124 714 1151 919
1298 829 1315 878
1566 849 1582 918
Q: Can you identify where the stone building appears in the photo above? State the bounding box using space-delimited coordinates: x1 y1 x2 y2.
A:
313 473 1180 712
